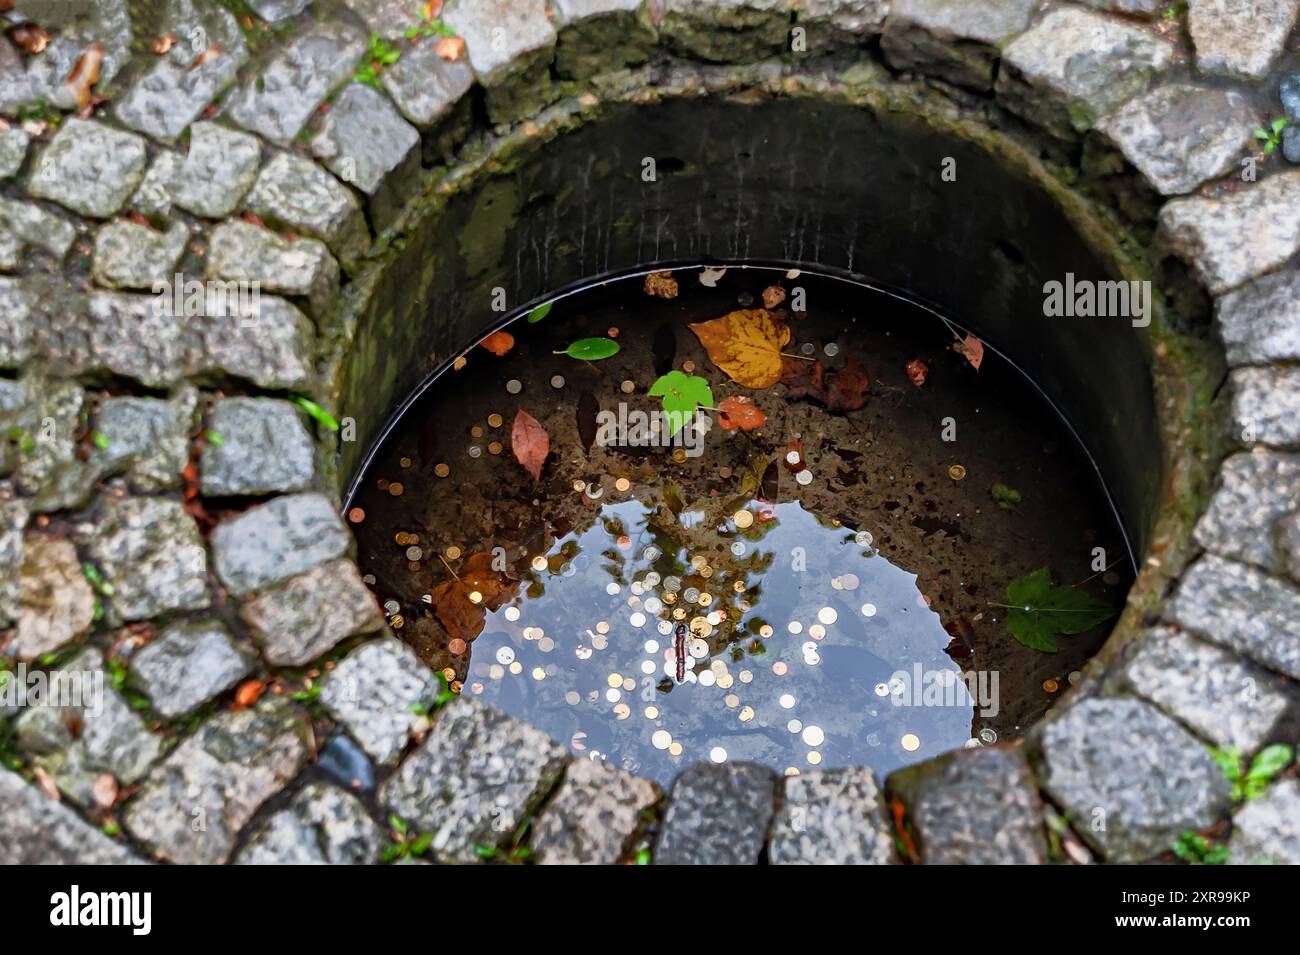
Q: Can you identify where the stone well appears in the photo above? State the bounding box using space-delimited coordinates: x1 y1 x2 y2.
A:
1 0 1299 866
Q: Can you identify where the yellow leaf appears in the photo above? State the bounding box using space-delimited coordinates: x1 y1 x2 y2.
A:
688 309 791 388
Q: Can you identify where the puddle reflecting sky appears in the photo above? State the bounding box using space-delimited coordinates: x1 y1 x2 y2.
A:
466 498 976 784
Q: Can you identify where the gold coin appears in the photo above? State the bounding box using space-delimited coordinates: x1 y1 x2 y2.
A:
388 482 404 496
488 441 502 455
399 457 411 469
615 478 630 492
487 413 503 428
446 546 462 560
733 510 754 528
672 448 687 464
471 425 483 438
434 463 450 478
948 464 967 481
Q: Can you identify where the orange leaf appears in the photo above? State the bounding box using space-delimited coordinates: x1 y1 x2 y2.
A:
953 333 984 371
717 395 766 431
823 357 871 412
233 679 267 708
434 35 464 61
689 308 791 388
10 24 50 54
511 409 549 480
431 552 517 641
479 330 515 356
761 285 786 309
643 270 679 299
905 359 928 387
64 43 103 113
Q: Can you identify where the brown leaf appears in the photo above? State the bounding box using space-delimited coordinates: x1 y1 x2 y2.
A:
511 409 548 480
64 43 103 113
780 355 825 400
905 359 928 387
643 270 679 300
761 285 786 309
233 679 267 708
153 33 176 55
689 309 791 388
190 42 222 70
33 766 60 801
479 330 515 356
576 391 599 453
431 552 516 641
434 35 464 61
9 24 50 54
943 617 975 660
823 358 871 412
952 333 984 371
717 395 766 432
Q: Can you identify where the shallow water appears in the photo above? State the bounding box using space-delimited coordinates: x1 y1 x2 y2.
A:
348 264 1131 783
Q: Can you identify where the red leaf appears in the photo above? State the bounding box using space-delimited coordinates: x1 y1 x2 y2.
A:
823 357 870 412
953 334 984 372
905 359 928 387
511 409 548 480
64 43 103 113
479 330 514 356
717 395 766 431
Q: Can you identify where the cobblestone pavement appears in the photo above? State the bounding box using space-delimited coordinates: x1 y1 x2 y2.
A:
1 0 1298 865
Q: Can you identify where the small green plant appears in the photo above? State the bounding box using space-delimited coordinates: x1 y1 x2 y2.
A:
1161 2 1187 20
292 396 340 432
381 814 434 862
990 482 1021 510
205 429 224 447
405 16 456 40
356 34 401 90
1172 830 1228 865
473 818 534 864
89 430 110 450
290 683 321 703
1212 744 1294 801
81 563 114 597
1254 117 1289 156
635 847 652 865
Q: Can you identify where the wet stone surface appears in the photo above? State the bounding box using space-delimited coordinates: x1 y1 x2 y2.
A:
206 220 339 319
16 648 161 807
1033 698 1233 862
95 389 196 493
1193 450 1300 576
1188 0 1300 79
236 782 382 865
211 492 351 596
896 746 1047 864
13 536 95 661
321 636 439 766
241 558 385 667
1228 779 1300 865
655 761 776 865
380 696 569 863
443 0 557 123
0 769 143 865
200 397 317 497
123 698 311 865
131 619 256 720
168 122 262 220
1230 367 1300 449
532 756 661 864
92 220 190 290
244 153 370 270
1115 627 1291 753
768 765 895 865
882 0 1039 92
552 0 659 79
26 119 147 219
1164 555 1300 681
1215 269 1300 366
88 496 209 621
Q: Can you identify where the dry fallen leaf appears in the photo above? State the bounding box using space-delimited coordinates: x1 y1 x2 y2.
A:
511 408 549 480
434 35 465 61
689 309 791 388
423 0 444 16
823 358 871 412
780 355 825 400
761 285 786 309
698 266 727 288
190 43 222 70
905 359 928 387
233 679 267 708
33 766 60 801
717 395 766 432
643 270 679 300
153 33 176 55
479 330 515 356
64 43 103 113
952 333 984 371
430 552 516 641
10 24 50 54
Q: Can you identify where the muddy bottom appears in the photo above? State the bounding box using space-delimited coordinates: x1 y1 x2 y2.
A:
348 264 1132 784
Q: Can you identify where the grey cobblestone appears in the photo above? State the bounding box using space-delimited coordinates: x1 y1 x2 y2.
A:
0 196 77 265
532 756 661 864
768 766 895 864
1165 555 1300 681
26 119 147 219
443 0 557 124
168 122 263 219
0 769 144 864
241 558 384 666
211 492 351 595
237 782 382 864
87 495 209 621
131 619 255 719
655 761 776 865
0 276 34 368
47 291 185 389
1033 697 1233 862
1193 450 1300 575
0 123 29 179
206 220 339 320
381 696 568 862
1230 366 1300 448
1189 0 1300 79
12 535 95 662
92 220 190 290
1229 779 1300 864
200 397 317 497
94 388 197 493
882 0 1038 92
244 153 370 269
320 636 438 765
1116 627 1291 753
183 295 316 391
1215 269 1300 366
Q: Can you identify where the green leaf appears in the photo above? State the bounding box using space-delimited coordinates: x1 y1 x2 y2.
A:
648 371 714 436
1211 746 1243 786
473 843 498 859
409 832 434 855
1243 743 1293 799
526 301 553 324
389 813 408 834
91 430 110 450
205 430 224 447
293 396 340 432
636 848 652 865
1004 567 1112 653
380 844 404 863
1272 117 1288 133
554 337 619 361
